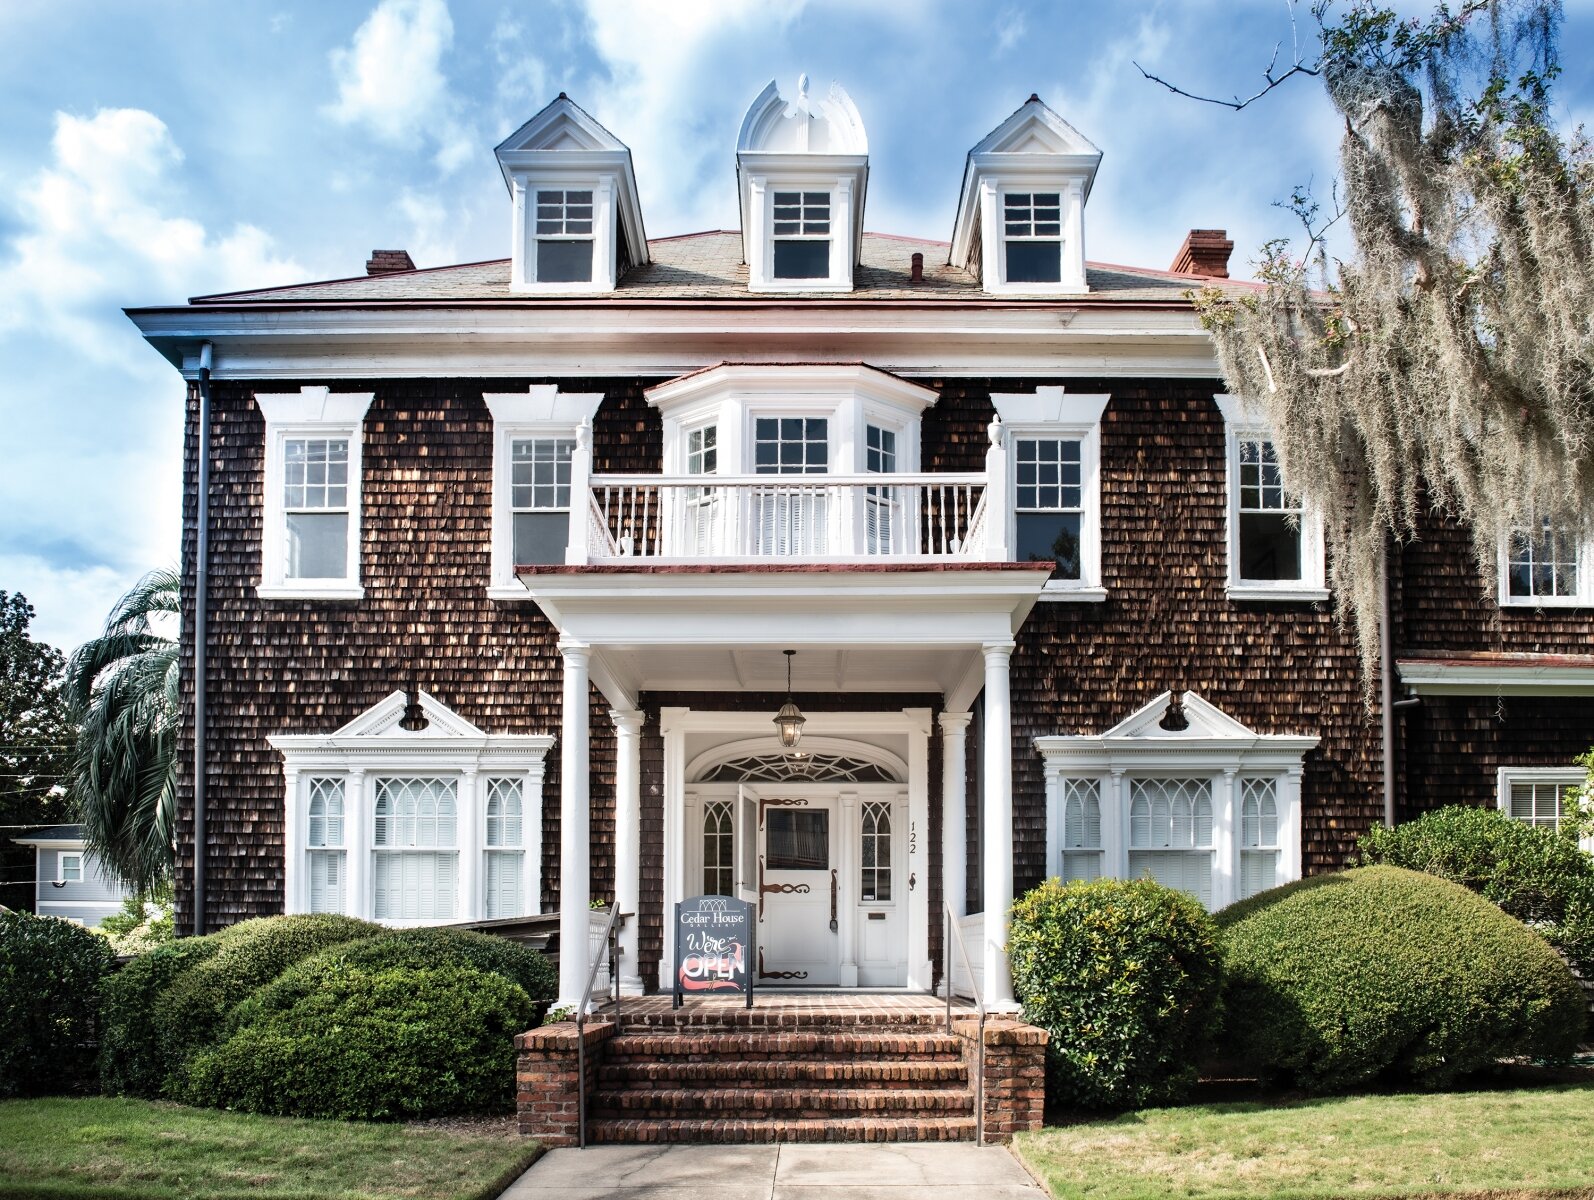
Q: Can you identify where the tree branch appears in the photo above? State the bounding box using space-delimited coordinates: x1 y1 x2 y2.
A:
1133 57 1322 112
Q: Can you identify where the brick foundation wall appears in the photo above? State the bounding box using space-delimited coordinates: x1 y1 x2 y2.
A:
954 1016 1048 1141
515 1019 616 1146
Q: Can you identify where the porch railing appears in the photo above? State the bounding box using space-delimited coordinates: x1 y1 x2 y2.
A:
580 473 992 562
575 903 623 1150
943 902 986 1147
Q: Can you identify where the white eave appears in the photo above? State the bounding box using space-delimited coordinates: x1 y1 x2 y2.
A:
1397 657 1594 696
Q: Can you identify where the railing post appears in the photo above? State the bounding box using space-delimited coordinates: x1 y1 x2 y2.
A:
984 416 1009 561
565 417 592 565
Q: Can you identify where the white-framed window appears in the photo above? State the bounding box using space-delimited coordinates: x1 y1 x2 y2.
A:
864 422 900 556
744 177 857 293
772 190 831 280
485 386 604 595
1129 777 1215 908
1499 520 1593 607
1496 767 1588 843
992 387 1109 598
752 416 830 556
306 777 346 914
860 799 893 902
484 777 524 918
1057 778 1102 882
373 777 459 922
1002 191 1063 284
1239 778 1279 900
59 853 82 884
533 188 594 283
703 799 734 896
1213 396 1328 601
256 388 374 600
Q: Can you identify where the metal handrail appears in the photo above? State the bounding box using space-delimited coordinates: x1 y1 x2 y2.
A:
943 903 987 1147
576 904 623 1150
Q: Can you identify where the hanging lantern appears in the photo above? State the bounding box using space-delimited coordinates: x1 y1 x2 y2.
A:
773 649 806 749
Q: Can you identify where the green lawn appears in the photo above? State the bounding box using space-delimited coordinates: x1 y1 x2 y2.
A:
1012 1084 1594 1200
0 1097 541 1200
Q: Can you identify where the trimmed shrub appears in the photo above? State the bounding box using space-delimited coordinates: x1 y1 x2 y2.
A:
226 926 557 1036
98 935 224 1097
1220 865 1585 1092
151 914 376 1078
0 911 116 1096
181 964 535 1120
1009 878 1224 1111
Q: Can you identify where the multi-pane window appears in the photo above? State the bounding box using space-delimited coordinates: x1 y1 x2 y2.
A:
753 417 829 555
1014 437 1083 579
59 853 82 884
1239 778 1279 900
1058 779 1103 882
772 191 831 279
1003 192 1062 284
860 800 892 902
1128 778 1215 907
306 777 345 914
510 437 575 566
283 438 351 580
373 778 458 921
1507 521 1582 600
702 800 734 896
684 424 720 555
1509 780 1570 830
1236 438 1303 582
484 778 523 919
865 424 899 556
534 189 594 283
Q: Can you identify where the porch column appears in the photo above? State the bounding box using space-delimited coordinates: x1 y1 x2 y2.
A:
981 640 1018 1012
610 708 645 996
557 638 591 1011
939 712 971 921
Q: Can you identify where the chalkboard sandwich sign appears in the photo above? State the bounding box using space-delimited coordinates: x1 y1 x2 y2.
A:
673 894 755 1010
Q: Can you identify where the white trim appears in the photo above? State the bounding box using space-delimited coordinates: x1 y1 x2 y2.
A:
1496 527 1594 608
1496 766 1593 851
34 900 123 910
255 387 374 600
484 386 604 589
992 387 1110 595
1399 660 1594 696
686 735 909 784
1212 394 1327 602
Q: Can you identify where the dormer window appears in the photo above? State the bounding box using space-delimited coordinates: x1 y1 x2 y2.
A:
534 189 594 283
772 191 832 279
1003 192 1062 284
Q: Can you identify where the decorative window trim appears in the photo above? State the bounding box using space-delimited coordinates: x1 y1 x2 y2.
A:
1035 691 1317 910
1213 395 1328 602
1496 766 1591 848
485 386 605 598
1496 526 1594 608
255 388 374 600
270 691 554 925
992 387 1109 599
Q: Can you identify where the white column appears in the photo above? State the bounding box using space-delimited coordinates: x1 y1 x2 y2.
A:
283 770 302 914
1043 765 1062 880
564 419 591 565
659 708 687 985
458 769 481 920
524 761 546 914
939 713 971 923
557 639 591 1010
1283 767 1305 882
838 791 859 987
1213 769 1238 912
1105 770 1128 880
610 708 645 996
346 769 369 920
905 709 932 992
981 640 1018 1011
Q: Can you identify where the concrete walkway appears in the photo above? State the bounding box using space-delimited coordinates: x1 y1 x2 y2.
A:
501 1143 1047 1199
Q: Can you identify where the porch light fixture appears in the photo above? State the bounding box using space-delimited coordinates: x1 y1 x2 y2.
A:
774 650 806 749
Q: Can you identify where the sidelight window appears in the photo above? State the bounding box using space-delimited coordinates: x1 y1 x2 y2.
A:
860 800 892 901
484 778 524 918
306 777 346 913
702 800 734 896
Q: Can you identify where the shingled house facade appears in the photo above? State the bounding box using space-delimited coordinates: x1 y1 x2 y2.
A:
129 83 1594 1014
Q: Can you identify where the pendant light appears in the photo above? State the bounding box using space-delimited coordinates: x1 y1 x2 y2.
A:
773 649 806 749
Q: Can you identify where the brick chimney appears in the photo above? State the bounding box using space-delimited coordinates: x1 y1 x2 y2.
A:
366 249 416 276
1169 229 1233 279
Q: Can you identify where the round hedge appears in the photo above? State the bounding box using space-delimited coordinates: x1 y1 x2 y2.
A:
181 964 535 1120
98 935 225 1096
0 911 116 1097
1009 877 1224 1111
150 913 377 1078
225 925 557 1037
1219 865 1586 1092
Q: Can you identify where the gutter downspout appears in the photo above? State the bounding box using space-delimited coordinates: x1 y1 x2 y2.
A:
193 341 212 935
1380 544 1396 830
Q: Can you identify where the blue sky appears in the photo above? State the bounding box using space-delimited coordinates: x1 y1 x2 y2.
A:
1 0 1590 652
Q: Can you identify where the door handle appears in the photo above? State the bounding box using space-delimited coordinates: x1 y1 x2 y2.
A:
829 868 838 933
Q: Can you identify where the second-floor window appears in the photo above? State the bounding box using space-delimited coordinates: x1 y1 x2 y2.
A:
754 417 828 554
1503 521 1590 605
511 437 574 566
1004 191 1062 284
283 438 351 581
1235 438 1303 583
772 191 831 279
534 189 594 283
1015 436 1083 580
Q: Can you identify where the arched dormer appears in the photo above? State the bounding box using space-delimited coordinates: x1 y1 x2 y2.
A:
950 95 1101 296
495 94 649 295
736 76 868 294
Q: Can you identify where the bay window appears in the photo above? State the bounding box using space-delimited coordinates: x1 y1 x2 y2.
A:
306 777 346 914
373 778 458 921
1128 778 1215 907
484 778 524 918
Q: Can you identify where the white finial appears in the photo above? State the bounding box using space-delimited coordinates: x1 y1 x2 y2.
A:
797 73 810 102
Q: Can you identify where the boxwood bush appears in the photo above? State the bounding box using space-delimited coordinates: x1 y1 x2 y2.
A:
181 964 535 1119
98 934 225 1096
1358 805 1594 975
1009 877 1224 1111
1220 865 1585 1092
0 911 116 1096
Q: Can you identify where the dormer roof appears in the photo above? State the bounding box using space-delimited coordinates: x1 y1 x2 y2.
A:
736 76 868 155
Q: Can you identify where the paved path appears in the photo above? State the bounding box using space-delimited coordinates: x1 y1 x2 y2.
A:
501 1142 1047 1199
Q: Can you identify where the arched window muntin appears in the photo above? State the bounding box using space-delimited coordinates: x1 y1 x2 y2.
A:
1128 777 1214 850
1059 777 1102 882
307 777 344 848
374 777 458 849
860 799 893 902
702 799 734 896
485 778 523 848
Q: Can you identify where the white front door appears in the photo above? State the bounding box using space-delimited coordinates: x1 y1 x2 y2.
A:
754 792 840 985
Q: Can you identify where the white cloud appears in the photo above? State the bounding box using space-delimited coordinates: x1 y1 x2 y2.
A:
0 556 143 655
397 188 457 268
993 7 1027 55
327 0 474 172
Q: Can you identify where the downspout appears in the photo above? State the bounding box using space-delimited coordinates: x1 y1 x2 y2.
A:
1380 544 1396 830
192 341 213 935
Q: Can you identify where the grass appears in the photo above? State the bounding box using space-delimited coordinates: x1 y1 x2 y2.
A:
1012 1084 1594 1200
0 1097 541 1200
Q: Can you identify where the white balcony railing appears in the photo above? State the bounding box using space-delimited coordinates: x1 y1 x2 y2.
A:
579 473 992 562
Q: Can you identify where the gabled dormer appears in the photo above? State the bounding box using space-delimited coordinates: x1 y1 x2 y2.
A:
950 95 1100 296
736 76 868 294
495 94 648 294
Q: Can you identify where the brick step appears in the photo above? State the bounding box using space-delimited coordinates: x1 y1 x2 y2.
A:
589 1086 974 1119
604 1031 965 1060
598 1059 968 1089
585 1115 977 1144
612 1009 952 1031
